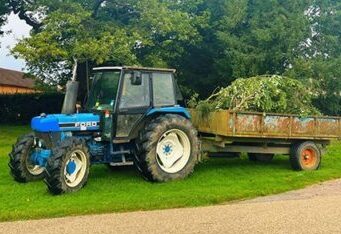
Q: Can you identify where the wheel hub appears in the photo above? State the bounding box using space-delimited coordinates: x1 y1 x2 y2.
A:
301 149 316 167
163 144 173 156
64 150 87 187
156 129 191 173
66 160 76 175
27 149 45 176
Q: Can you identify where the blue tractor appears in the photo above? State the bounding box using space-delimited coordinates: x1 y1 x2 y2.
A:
8 66 199 194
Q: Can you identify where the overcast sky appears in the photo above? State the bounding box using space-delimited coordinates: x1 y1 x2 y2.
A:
0 13 31 72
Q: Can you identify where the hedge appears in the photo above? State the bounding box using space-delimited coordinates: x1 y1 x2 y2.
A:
0 93 64 124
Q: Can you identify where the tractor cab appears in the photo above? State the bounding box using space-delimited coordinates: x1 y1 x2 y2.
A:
9 66 198 195
86 66 188 142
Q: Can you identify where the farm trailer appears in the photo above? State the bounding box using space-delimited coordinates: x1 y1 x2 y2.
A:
191 110 341 170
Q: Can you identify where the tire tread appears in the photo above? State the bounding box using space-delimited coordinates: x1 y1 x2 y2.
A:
44 137 90 195
134 114 199 182
8 133 44 182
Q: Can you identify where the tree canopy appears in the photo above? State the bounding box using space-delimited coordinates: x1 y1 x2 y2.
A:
1 0 340 115
11 0 202 84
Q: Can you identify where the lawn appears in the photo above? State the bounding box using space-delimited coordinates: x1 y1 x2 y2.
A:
0 125 340 222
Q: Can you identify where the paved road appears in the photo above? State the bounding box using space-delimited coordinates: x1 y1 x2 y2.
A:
1 179 341 234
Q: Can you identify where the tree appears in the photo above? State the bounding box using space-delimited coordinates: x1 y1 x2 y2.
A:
7 0 341 114
178 0 313 96
12 2 138 85
11 0 201 82
285 0 341 115
0 0 9 37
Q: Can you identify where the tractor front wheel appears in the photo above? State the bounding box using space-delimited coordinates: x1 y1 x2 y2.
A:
8 133 45 182
44 137 90 195
135 114 199 182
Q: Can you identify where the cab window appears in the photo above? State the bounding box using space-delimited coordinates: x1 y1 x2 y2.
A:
119 72 150 109
86 70 120 110
152 72 176 106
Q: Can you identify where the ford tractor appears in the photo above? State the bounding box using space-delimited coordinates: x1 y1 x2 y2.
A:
9 66 199 194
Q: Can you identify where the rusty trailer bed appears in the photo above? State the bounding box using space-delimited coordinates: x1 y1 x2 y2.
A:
190 109 340 169
190 110 341 141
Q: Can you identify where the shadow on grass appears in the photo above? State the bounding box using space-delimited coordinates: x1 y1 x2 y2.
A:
89 156 293 183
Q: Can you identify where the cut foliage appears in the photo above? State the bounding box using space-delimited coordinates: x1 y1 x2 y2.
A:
188 75 320 117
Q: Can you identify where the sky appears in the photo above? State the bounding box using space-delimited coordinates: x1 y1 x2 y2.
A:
0 13 31 72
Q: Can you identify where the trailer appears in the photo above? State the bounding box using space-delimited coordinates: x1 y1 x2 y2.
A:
191 109 341 170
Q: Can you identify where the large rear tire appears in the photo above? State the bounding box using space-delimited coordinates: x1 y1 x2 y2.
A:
8 133 45 182
134 114 199 182
44 137 90 195
290 141 321 171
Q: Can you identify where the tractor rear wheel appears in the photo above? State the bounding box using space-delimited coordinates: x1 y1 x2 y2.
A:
44 137 90 195
290 141 321 171
135 114 199 182
8 133 45 182
248 153 274 163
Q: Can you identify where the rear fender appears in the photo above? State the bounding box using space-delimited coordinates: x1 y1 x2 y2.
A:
146 106 191 119
125 107 190 141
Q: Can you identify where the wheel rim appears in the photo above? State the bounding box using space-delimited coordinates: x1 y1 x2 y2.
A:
26 150 44 176
301 148 317 168
156 129 191 174
64 150 87 187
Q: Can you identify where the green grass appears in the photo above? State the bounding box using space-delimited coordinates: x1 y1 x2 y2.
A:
0 125 340 222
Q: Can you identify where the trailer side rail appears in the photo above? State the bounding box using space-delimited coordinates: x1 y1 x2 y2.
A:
190 110 341 140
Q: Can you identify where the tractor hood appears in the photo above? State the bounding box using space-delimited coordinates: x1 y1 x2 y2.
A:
31 113 100 133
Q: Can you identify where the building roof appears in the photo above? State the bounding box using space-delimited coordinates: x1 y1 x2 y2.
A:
0 67 35 89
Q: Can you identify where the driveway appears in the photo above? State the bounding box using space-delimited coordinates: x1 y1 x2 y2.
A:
1 179 341 234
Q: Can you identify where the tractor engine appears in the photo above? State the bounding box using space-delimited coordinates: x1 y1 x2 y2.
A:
30 112 101 166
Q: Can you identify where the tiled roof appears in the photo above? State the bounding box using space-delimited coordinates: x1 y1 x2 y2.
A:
0 67 35 88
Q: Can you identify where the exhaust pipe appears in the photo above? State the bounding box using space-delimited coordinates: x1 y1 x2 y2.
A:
61 58 79 114
61 80 79 114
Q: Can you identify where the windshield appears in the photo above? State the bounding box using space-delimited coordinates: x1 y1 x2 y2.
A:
86 70 121 111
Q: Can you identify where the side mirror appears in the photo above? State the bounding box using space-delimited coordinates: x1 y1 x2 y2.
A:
131 71 142 86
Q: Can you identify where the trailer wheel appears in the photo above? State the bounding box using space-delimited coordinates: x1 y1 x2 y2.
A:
248 153 274 163
8 133 45 182
44 137 90 195
290 141 321 171
135 114 199 182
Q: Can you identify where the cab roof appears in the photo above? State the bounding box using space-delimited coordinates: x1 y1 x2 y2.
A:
93 66 176 73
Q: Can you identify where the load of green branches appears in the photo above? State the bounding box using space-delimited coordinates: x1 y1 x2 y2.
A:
188 75 320 118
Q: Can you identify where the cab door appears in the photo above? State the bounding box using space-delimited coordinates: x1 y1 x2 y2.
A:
115 71 151 139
